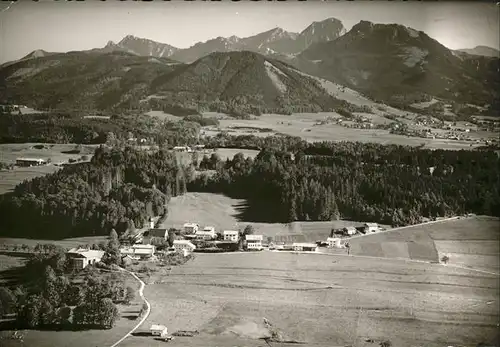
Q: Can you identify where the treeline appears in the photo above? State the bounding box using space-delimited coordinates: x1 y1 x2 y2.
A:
201 132 307 151
0 109 201 146
189 142 500 226
0 146 192 239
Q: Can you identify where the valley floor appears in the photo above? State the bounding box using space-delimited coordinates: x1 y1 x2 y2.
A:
120 251 499 347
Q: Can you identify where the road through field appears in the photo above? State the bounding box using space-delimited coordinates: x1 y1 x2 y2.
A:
110 269 151 347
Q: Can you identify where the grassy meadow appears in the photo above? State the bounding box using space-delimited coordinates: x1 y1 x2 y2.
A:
348 216 500 273
119 251 499 347
0 143 97 194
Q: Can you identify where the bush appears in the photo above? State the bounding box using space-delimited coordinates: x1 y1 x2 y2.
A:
124 286 135 304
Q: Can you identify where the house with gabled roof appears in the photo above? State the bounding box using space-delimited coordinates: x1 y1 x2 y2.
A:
67 248 105 270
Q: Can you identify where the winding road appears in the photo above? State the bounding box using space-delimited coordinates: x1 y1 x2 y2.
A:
109 268 151 347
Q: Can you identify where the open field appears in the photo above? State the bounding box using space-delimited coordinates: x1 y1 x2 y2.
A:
159 192 379 242
0 143 97 164
0 165 61 195
119 251 499 347
201 113 497 150
0 143 97 194
349 216 500 273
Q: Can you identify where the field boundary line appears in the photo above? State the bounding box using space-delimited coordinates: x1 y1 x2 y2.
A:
314 252 500 276
345 216 462 241
109 268 151 347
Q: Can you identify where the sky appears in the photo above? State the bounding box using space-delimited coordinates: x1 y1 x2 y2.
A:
0 0 499 63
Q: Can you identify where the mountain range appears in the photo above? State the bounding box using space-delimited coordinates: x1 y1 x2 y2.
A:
99 18 346 63
1 18 498 115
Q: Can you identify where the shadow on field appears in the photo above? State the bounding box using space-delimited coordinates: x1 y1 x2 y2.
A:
0 319 98 332
233 200 282 223
0 253 29 286
131 331 152 337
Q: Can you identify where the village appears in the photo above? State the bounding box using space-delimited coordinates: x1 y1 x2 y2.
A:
65 220 384 271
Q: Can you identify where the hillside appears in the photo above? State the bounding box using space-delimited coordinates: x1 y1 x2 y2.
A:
0 51 182 111
149 51 352 115
296 21 500 110
0 50 355 115
457 45 500 58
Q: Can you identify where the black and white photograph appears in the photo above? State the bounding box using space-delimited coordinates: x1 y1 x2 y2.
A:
0 0 499 346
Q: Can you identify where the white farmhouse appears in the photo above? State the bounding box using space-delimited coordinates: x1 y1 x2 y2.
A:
223 230 239 242
183 223 199 234
364 223 379 233
67 248 105 270
173 240 196 254
327 237 342 248
245 235 263 250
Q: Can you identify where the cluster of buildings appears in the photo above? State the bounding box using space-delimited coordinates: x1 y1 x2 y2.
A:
172 145 207 153
65 222 383 269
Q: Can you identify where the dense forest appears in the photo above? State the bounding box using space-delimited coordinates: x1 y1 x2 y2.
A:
0 109 203 146
0 133 498 239
190 142 500 225
0 147 192 239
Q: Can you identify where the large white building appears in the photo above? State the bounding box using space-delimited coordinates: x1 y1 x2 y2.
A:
245 235 263 250
195 226 217 240
16 157 47 167
67 248 105 269
292 243 319 252
223 230 239 242
120 244 156 260
183 223 199 234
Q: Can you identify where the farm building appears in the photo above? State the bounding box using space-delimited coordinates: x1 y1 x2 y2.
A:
364 223 379 233
120 244 156 260
343 226 357 236
223 230 239 242
173 240 196 254
245 235 264 250
143 228 168 244
292 243 319 252
67 248 105 270
173 146 189 152
195 226 217 240
15 157 47 167
183 223 199 234
150 324 168 336
327 237 342 248
193 144 205 150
